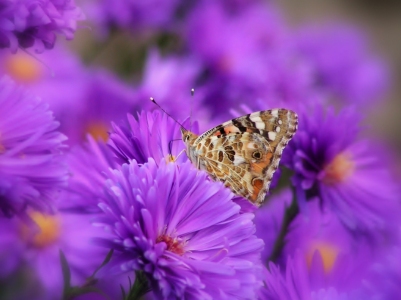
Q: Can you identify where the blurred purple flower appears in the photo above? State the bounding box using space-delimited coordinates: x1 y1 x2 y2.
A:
185 1 315 121
254 188 291 262
357 228 401 299
0 210 110 299
109 110 189 165
85 0 180 35
260 250 361 299
58 136 118 213
94 158 264 299
0 45 136 145
132 50 210 124
284 105 401 234
295 23 389 106
0 0 84 53
0 76 67 217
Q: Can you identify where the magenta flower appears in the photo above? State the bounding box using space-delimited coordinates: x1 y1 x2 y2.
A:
0 0 84 53
94 159 264 299
0 76 67 217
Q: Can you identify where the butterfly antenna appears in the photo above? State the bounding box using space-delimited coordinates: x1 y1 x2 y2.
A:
150 97 187 130
190 88 195 132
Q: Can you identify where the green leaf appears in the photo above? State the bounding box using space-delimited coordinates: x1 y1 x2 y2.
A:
90 249 114 279
60 250 72 298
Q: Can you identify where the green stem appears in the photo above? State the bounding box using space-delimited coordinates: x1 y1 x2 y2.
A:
125 271 151 300
267 191 299 264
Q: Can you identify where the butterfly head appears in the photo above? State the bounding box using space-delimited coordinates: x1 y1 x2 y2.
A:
180 127 198 146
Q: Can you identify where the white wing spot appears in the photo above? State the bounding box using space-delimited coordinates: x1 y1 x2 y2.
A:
271 109 279 117
250 115 265 130
276 126 281 133
233 155 246 165
268 131 277 141
278 120 283 125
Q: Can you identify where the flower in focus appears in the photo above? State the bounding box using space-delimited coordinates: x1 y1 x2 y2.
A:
94 159 264 299
0 0 84 53
284 105 400 234
0 210 111 299
294 23 389 107
0 76 67 217
108 110 189 165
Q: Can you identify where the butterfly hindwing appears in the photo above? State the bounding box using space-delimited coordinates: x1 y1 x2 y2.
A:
183 109 298 206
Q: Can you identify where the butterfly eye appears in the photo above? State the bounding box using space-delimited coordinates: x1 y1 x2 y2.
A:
252 151 262 159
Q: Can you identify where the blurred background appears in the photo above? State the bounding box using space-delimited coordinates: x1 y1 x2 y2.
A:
3 0 400 153
63 0 401 156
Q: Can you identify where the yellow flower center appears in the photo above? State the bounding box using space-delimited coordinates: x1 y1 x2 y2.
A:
5 53 43 83
86 122 109 142
307 242 339 273
21 212 61 248
156 234 185 256
323 153 355 184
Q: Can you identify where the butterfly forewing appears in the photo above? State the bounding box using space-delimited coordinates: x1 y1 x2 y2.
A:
182 109 298 206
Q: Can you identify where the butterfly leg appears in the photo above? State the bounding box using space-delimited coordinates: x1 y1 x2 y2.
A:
170 149 186 162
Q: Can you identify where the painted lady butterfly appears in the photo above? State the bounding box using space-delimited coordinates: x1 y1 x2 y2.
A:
181 109 298 206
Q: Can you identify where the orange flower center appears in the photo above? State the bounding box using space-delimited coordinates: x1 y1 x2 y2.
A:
307 242 339 273
0 133 5 154
86 122 109 142
323 153 355 184
156 234 185 256
21 212 61 248
5 53 43 83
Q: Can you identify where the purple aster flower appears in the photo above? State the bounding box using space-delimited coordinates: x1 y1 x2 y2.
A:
131 50 210 124
94 158 264 299
0 0 84 53
0 45 137 145
260 250 362 299
294 23 389 106
58 136 118 213
0 76 67 217
254 188 292 263
108 110 190 165
85 0 181 35
284 105 401 235
184 1 316 121
357 228 401 299
0 209 118 300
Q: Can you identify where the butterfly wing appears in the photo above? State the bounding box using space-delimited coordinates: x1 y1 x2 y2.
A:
194 109 297 205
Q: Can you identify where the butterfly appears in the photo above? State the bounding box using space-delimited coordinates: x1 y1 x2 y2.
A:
181 109 298 206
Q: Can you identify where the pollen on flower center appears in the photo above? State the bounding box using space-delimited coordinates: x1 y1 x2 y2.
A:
323 153 355 184
86 122 109 142
22 212 61 248
5 54 43 83
307 242 339 273
156 234 185 255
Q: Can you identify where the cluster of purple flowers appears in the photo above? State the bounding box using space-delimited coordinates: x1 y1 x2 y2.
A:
0 0 400 299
